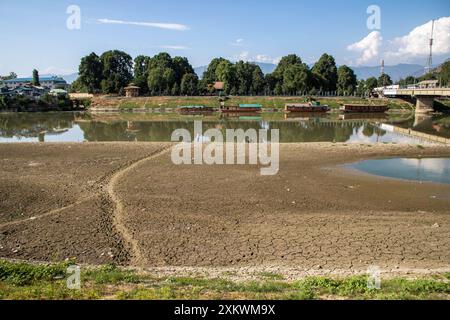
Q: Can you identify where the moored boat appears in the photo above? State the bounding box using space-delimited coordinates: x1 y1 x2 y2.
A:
220 103 262 113
340 104 389 113
285 101 329 113
177 105 215 114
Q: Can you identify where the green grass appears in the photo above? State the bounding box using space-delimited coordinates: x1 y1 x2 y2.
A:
0 260 448 300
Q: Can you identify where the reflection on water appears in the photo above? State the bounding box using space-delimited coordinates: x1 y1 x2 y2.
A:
347 158 450 185
0 112 449 144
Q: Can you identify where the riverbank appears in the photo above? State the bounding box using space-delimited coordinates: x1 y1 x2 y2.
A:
0 94 83 112
1 142 449 277
90 95 415 112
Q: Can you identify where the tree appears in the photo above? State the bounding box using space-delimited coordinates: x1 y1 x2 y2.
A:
100 50 133 94
264 73 278 95
162 68 176 95
134 55 151 94
149 52 172 70
172 56 195 83
365 77 378 94
32 69 40 86
171 82 180 96
438 61 450 86
269 54 305 95
274 54 302 77
311 53 338 92
337 65 357 96
180 73 199 95
377 74 393 87
251 66 265 95
215 60 237 95
282 64 311 95
356 79 366 97
0 72 17 81
398 76 417 86
201 58 229 93
77 52 103 93
148 67 165 95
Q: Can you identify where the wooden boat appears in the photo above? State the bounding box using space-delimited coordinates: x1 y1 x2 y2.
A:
177 105 215 114
285 102 329 113
340 104 389 113
220 104 262 114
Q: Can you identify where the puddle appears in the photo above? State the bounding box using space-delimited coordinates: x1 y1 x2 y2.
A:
346 158 450 185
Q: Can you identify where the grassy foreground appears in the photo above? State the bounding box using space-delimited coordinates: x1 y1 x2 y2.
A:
0 260 449 300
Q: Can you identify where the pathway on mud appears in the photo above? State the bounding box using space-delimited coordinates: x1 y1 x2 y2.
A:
0 195 96 229
106 146 172 266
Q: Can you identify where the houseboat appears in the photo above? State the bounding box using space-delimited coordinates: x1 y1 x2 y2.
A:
177 105 215 114
220 103 262 114
340 104 389 113
284 101 330 113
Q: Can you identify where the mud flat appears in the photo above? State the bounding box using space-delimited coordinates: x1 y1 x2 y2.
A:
1 142 449 277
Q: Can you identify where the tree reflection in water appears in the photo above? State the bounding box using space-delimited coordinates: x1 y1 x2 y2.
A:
0 112 448 143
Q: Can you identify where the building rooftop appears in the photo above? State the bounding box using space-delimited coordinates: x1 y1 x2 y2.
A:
4 76 67 83
213 82 224 90
418 80 439 85
239 104 263 108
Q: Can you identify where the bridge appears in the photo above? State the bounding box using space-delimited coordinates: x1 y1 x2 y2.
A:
381 86 450 114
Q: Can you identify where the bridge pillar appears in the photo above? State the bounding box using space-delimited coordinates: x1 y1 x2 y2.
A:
415 97 435 114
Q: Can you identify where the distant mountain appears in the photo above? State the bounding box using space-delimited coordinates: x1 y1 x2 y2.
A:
350 64 424 82
255 62 277 74
194 66 207 78
194 62 277 78
61 73 78 84
40 73 78 84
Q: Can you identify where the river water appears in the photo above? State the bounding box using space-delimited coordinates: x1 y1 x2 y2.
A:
0 112 449 144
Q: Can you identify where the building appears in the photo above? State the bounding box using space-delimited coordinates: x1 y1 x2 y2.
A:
3 76 68 90
124 84 140 97
49 88 68 97
417 80 439 89
14 85 46 98
0 86 14 97
213 82 224 90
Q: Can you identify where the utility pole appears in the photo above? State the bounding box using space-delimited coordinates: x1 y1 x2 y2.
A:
381 59 385 86
426 19 435 75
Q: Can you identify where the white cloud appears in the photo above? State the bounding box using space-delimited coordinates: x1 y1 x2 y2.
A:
385 17 450 63
159 45 190 50
347 31 383 65
231 38 245 47
234 51 280 64
235 51 250 61
97 18 190 31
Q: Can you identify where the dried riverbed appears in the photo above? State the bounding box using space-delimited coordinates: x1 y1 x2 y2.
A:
0 142 449 278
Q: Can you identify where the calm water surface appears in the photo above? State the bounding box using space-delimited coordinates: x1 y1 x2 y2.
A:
0 112 449 144
347 158 450 185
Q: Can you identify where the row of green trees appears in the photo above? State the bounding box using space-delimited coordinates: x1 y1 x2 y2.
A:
200 54 360 96
72 50 394 96
72 50 199 96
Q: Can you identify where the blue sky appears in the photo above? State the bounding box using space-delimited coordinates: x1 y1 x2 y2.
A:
0 0 449 76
